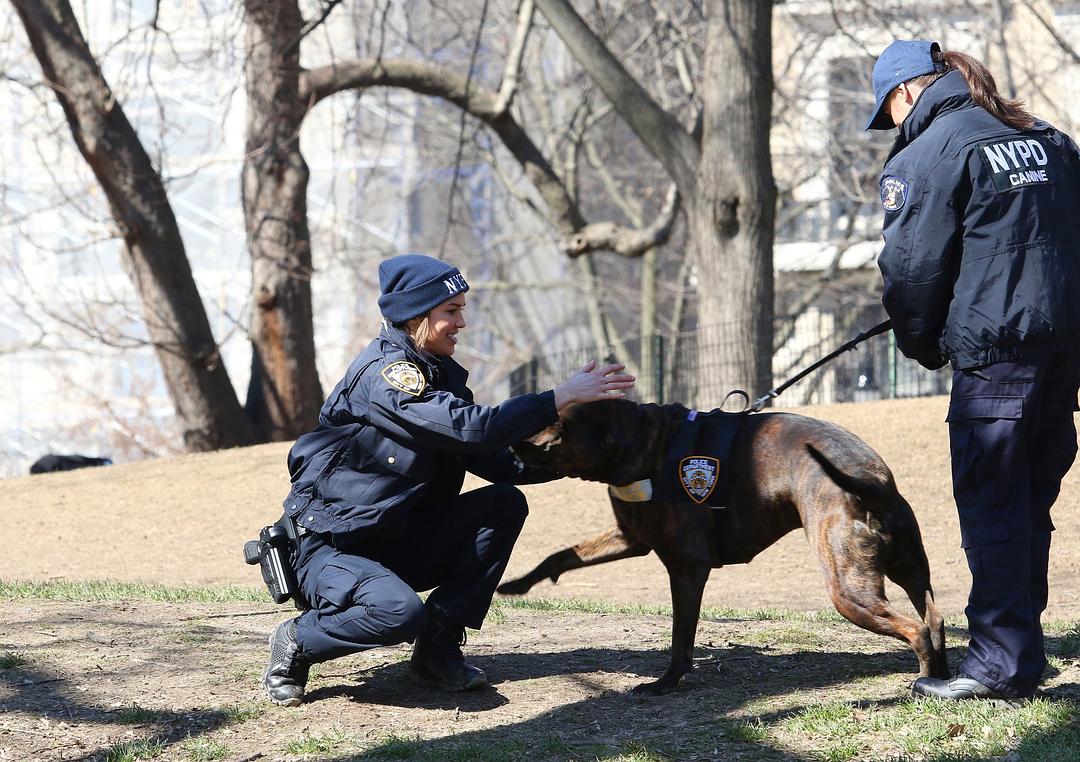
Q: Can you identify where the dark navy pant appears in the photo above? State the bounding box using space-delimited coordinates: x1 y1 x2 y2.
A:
948 354 1080 696
293 483 529 664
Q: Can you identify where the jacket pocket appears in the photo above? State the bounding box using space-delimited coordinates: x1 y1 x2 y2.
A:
946 395 1023 421
315 426 435 523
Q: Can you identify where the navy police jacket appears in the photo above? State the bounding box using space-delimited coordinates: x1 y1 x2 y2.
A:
283 326 558 544
877 70 1080 370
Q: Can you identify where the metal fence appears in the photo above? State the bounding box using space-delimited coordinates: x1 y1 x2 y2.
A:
509 307 951 408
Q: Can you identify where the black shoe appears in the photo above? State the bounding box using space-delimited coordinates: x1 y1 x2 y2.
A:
912 674 1029 706
262 618 310 706
409 614 488 692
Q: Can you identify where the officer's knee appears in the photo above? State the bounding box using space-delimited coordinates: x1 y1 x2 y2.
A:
491 483 529 525
378 591 427 644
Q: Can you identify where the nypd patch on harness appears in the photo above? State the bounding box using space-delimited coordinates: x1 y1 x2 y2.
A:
680 456 720 504
977 137 1054 192
381 361 426 396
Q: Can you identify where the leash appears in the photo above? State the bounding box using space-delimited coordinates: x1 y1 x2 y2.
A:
749 319 893 412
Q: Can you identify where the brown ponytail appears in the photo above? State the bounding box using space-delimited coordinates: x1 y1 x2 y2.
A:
909 50 1035 130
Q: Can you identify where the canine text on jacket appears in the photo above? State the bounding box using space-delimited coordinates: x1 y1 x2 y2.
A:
500 400 949 694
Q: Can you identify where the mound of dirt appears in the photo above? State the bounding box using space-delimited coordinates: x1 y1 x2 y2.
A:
7 395 1080 620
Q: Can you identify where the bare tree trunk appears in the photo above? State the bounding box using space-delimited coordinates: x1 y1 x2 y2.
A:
12 0 256 451
242 0 324 440
690 0 776 406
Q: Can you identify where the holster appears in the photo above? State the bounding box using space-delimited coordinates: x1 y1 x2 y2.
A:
243 513 307 610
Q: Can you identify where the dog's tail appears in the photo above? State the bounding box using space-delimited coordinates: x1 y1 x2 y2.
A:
805 442 892 502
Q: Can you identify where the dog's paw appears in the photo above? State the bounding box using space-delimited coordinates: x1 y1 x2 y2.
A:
496 579 529 595
631 679 673 696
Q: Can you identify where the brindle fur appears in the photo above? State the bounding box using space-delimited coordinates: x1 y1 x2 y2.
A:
500 400 949 694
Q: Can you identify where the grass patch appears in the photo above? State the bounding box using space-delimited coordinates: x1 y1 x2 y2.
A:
364 733 421 759
1054 624 1080 659
0 579 827 622
0 579 266 604
2 579 860 624
492 595 848 623
0 650 26 669
719 717 770 742
101 738 166 762
357 735 532 761
181 736 231 761
221 702 262 724
114 704 171 725
284 727 352 755
762 696 1080 761
602 741 671 760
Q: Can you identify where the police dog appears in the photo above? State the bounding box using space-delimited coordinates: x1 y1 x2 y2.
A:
500 400 949 694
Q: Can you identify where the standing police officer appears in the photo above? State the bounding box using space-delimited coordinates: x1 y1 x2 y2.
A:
261 253 634 706
866 40 1080 703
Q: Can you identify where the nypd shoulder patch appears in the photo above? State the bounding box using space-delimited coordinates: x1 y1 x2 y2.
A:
880 176 908 212
679 455 720 505
381 361 426 396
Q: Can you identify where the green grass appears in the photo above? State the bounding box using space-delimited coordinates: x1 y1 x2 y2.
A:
0 650 26 669
114 704 170 725
0 579 266 603
760 696 1080 761
720 717 770 742
180 736 231 761
101 738 166 762
283 728 352 755
1 578 863 624
601 741 671 760
357 734 531 761
1054 623 1080 658
221 702 262 724
492 594 848 622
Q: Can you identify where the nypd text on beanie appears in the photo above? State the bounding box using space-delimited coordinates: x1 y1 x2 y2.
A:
377 254 470 323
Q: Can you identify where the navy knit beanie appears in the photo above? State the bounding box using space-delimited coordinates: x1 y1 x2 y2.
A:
377 254 470 323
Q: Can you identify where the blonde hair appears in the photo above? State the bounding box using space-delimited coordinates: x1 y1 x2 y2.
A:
405 315 430 350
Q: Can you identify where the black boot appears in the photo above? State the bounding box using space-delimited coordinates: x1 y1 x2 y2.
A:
262 618 310 706
912 674 1029 707
409 613 488 692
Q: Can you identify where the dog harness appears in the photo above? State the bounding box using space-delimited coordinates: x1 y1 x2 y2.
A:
608 409 748 508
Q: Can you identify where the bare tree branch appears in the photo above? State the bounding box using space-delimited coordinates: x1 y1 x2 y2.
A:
301 54 675 260
565 183 680 257
1022 0 1080 68
532 0 701 196
11 0 255 450
282 0 344 56
493 0 535 115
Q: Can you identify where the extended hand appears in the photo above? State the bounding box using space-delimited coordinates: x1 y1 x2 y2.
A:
552 360 636 411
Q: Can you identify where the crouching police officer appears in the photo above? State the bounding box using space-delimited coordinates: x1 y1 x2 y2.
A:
866 41 1080 703
261 253 635 705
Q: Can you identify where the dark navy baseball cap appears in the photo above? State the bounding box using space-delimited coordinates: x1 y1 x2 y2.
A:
865 40 943 131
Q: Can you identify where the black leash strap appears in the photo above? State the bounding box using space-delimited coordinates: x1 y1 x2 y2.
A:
750 319 893 412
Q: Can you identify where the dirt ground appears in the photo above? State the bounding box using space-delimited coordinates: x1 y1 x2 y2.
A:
6 395 1080 761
